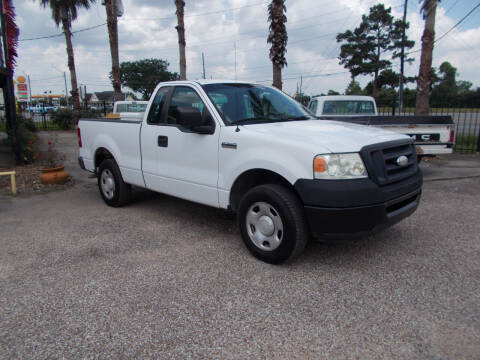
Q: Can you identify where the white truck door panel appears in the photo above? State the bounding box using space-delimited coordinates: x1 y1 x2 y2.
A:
142 85 220 207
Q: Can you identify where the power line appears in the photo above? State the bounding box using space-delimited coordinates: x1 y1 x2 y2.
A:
119 1 268 21
405 1 480 55
19 23 107 42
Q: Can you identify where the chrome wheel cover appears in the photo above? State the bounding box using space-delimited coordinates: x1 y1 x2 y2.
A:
245 201 284 251
100 169 116 200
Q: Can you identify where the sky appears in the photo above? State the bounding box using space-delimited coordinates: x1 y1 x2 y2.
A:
14 0 480 98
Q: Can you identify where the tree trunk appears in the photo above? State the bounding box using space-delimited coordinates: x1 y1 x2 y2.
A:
175 0 186 80
372 71 378 99
272 63 282 90
61 17 80 110
105 0 122 101
415 0 437 115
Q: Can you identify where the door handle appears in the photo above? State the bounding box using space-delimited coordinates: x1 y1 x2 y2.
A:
158 135 168 147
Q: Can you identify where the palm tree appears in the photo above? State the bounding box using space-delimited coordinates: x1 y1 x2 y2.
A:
415 0 439 115
267 0 287 90
39 0 95 110
174 0 186 80
104 0 122 102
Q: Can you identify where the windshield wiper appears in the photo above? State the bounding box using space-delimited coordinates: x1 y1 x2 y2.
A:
232 117 270 125
278 115 311 121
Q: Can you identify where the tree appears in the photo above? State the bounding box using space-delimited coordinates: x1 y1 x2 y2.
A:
39 0 95 110
336 4 414 99
114 59 179 100
175 0 186 80
415 0 439 115
104 0 122 102
267 0 287 90
345 79 363 95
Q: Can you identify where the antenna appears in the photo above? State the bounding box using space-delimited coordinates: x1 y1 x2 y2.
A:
234 41 237 80
202 52 206 79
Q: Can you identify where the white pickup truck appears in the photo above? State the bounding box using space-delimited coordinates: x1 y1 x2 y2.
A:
307 95 455 156
78 80 422 264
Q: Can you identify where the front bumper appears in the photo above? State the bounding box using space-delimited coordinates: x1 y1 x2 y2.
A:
294 170 423 237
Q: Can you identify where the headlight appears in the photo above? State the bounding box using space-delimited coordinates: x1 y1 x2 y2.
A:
314 153 367 179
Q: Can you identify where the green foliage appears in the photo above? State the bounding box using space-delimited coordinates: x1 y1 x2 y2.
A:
327 90 340 95
52 109 75 130
336 4 414 96
5 114 37 163
39 0 96 28
114 58 180 100
345 80 363 95
294 92 311 106
430 61 480 107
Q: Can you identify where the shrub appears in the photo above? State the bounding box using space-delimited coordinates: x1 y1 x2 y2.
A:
52 109 75 130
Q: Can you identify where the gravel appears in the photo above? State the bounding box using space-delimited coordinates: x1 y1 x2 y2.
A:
0 176 479 359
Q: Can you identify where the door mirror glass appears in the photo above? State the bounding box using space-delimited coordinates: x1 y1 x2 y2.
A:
175 106 203 128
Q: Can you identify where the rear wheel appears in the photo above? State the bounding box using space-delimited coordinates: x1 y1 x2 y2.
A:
97 158 132 207
238 184 308 264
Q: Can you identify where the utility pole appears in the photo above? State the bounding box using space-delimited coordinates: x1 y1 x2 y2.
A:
63 72 69 107
27 75 32 109
202 52 206 79
398 0 408 114
299 76 303 95
234 41 237 81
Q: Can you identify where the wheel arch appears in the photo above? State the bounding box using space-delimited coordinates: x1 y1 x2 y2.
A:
94 147 117 171
229 168 300 212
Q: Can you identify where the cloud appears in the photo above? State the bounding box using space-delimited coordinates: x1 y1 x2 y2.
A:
15 0 480 97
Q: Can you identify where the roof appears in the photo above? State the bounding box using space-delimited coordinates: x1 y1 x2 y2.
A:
312 95 375 101
157 79 263 86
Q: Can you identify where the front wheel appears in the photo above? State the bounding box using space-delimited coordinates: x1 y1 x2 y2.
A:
237 184 308 264
97 158 132 207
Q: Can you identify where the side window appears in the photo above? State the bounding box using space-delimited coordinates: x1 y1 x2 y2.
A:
167 87 210 128
147 87 170 124
309 100 318 114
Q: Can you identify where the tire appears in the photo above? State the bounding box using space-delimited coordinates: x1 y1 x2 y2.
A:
97 158 132 207
237 184 308 264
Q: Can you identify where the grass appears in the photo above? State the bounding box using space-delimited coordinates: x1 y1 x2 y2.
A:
454 135 478 153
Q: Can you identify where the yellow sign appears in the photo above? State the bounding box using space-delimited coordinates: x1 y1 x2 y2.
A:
16 75 26 83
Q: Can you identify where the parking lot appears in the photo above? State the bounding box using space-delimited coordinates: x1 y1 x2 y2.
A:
0 134 479 358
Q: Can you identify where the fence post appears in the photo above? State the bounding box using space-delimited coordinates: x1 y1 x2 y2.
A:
104 100 106 117
477 125 480 154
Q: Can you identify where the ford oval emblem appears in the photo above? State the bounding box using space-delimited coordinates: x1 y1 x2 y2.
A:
396 155 408 166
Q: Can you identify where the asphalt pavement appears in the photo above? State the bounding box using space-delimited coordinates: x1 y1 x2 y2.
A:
0 132 479 359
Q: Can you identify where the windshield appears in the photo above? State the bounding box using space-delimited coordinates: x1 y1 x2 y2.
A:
202 83 313 125
322 100 375 115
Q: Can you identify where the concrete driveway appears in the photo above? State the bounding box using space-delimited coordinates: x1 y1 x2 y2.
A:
0 132 479 359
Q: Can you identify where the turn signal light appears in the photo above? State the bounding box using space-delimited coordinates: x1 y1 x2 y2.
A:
314 157 326 173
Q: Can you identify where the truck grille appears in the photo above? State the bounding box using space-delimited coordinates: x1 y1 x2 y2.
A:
360 140 418 186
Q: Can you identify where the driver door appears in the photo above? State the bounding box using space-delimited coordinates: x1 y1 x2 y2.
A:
142 85 220 207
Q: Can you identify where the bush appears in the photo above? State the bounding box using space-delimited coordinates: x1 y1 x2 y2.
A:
52 109 75 130
4 113 38 163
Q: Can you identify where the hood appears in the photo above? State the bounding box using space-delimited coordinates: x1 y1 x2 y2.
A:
242 120 410 153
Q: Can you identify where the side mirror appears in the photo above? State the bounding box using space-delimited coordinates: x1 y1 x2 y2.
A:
176 106 203 128
176 106 215 134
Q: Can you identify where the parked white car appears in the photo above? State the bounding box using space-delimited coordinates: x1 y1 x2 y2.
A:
308 95 455 156
78 81 422 263
110 100 149 121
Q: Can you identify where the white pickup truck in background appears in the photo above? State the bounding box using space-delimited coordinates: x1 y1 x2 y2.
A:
78 81 422 264
307 95 455 157
106 100 149 121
